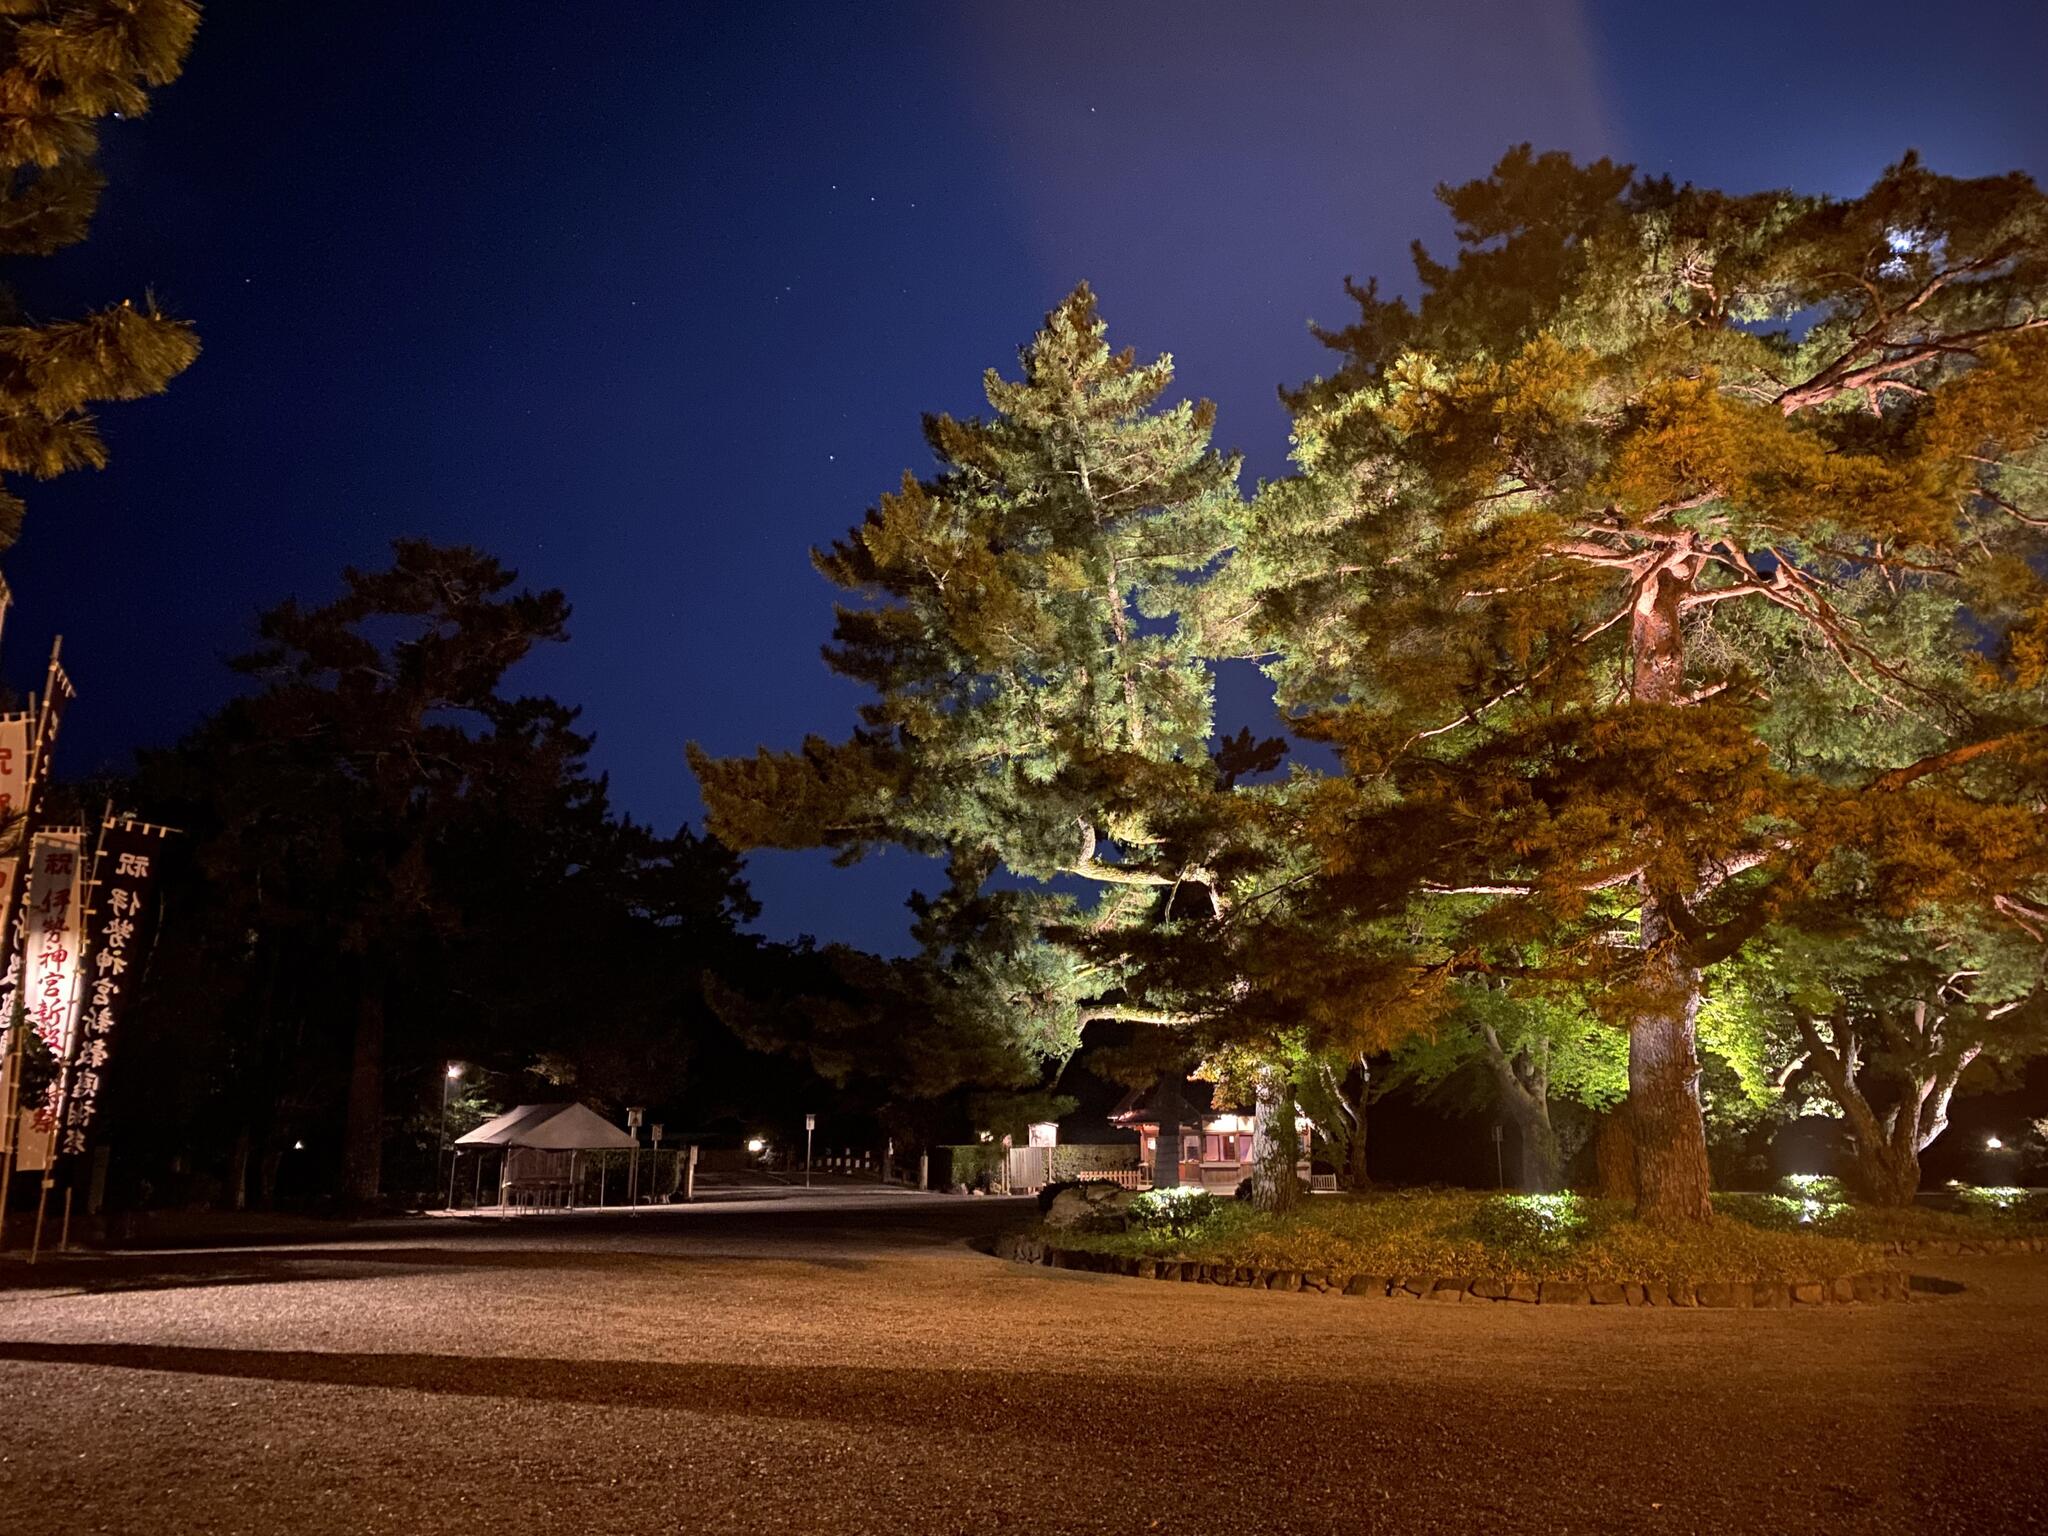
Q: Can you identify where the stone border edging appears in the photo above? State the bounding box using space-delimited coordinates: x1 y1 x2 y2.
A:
995 1232 1914 1306
1879 1235 2043 1257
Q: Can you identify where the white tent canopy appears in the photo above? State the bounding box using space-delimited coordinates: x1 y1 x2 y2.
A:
456 1102 637 1151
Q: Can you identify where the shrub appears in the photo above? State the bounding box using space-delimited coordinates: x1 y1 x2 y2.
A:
942 1144 1005 1191
1043 1188 1877 1284
1718 1193 1819 1233
1954 1185 2048 1221
1128 1185 1217 1240
1465 1193 1590 1253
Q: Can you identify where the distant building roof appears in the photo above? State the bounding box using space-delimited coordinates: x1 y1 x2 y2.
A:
456 1103 638 1150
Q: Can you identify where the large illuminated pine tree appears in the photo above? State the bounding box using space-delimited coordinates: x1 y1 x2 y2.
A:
1255 149 2048 1222
0 1 200 543
691 284 1246 1112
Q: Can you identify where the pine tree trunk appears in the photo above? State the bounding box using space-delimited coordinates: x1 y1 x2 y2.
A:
1622 553 1714 1223
1628 909 1713 1223
1595 1110 1638 1203
1154 1116 1181 1188
1249 1064 1300 1214
1151 1075 1190 1190
227 1129 251 1213
342 967 386 1205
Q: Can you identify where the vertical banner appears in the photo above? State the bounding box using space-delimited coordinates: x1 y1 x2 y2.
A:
0 710 34 1164
60 819 170 1160
0 645 74 1043
22 829 86 1062
0 711 30 850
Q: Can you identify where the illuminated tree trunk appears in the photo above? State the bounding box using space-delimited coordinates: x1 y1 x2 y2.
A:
1249 1064 1300 1213
1627 920 1713 1222
1594 1111 1638 1204
1797 1004 1978 1208
1477 1023 1559 1193
1625 558 1715 1224
1344 1058 1370 1191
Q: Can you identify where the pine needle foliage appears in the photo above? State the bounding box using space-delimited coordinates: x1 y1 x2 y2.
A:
0 0 199 544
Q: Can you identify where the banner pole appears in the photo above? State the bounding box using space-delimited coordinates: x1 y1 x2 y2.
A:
0 1016 20 1252
27 1168 48 1264
58 1183 71 1252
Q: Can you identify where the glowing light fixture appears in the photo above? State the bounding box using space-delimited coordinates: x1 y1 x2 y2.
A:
1986 1135 2003 1150
446 1062 463 1079
746 1137 765 1154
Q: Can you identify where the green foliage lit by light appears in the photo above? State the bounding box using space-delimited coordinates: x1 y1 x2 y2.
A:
1954 1185 2048 1220
1778 1173 1851 1204
1128 1184 1219 1240
1466 1192 1588 1253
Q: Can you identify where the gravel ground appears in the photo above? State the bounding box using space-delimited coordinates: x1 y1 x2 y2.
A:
0 1191 2042 1535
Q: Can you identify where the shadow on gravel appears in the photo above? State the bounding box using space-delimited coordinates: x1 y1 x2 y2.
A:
1909 1274 1967 1296
0 1341 1133 1440
0 1245 874 1298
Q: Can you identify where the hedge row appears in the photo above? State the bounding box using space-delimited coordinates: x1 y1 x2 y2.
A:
995 1232 1917 1306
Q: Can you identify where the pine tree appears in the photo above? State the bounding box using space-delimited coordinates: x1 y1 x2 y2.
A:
1255 148 2048 1222
691 284 1247 1102
228 541 578 1203
0 0 199 543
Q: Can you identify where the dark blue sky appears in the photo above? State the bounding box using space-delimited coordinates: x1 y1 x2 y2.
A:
8 0 2046 954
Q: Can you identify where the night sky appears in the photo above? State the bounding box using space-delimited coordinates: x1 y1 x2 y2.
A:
8 0 2046 955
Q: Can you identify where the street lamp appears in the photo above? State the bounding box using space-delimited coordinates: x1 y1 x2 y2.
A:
440 1063 463 1209
1987 1136 2004 1150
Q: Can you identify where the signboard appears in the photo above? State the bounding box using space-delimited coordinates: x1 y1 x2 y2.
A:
57 818 171 1160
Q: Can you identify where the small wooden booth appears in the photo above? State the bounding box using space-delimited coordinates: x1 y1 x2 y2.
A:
455 1103 638 1211
1109 1077 1313 1192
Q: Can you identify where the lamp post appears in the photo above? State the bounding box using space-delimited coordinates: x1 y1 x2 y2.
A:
805 1113 815 1188
440 1063 462 1209
626 1107 644 1211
